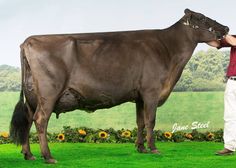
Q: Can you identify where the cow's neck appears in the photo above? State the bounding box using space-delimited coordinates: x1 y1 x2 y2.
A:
156 22 199 103
161 21 198 65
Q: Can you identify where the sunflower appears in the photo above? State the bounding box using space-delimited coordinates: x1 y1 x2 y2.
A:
121 130 131 138
0 132 9 138
78 129 87 136
207 133 214 140
164 132 172 139
57 133 65 141
185 133 193 139
98 131 108 139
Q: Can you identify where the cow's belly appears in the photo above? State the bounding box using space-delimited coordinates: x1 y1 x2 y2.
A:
54 87 138 114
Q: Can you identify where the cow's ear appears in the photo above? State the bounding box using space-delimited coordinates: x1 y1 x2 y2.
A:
184 8 191 14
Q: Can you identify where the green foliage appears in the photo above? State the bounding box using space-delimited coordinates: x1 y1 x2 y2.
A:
191 129 206 141
0 127 223 144
55 126 135 144
172 131 185 142
213 129 224 142
0 65 20 91
0 134 11 144
174 48 228 91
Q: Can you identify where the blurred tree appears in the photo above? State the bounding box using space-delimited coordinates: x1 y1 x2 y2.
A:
0 65 20 91
174 48 229 91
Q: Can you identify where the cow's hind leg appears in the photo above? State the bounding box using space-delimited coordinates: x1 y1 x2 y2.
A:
33 98 57 164
21 103 35 160
135 100 148 153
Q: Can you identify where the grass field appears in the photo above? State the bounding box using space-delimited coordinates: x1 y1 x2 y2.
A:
0 92 224 133
0 142 235 168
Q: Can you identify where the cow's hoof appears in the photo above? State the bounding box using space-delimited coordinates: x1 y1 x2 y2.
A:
27 156 36 160
150 149 161 155
45 158 58 164
137 147 148 153
24 154 36 160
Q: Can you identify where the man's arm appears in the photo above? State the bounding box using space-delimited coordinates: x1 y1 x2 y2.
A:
224 35 236 46
207 34 236 48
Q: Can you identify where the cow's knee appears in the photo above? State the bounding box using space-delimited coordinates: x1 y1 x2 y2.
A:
33 108 49 133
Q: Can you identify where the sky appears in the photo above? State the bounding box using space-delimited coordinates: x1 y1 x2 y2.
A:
0 0 235 67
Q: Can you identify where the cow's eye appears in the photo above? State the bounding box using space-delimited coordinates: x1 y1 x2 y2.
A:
201 17 206 22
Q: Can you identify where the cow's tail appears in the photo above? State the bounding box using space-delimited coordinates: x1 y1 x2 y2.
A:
10 47 29 145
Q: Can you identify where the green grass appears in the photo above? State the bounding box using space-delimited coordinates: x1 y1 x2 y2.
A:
0 142 235 168
0 92 224 132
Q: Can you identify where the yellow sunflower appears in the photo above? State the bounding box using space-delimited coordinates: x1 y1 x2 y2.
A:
78 129 87 136
98 131 108 139
185 133 193 139
121 130 131 138
0 132 9 138
207 133 214 140
57 133 65 141
164 132 172 139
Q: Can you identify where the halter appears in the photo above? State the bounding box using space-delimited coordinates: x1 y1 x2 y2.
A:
181 17 215 33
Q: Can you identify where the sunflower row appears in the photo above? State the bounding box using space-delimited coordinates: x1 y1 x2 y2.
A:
0 127 224 144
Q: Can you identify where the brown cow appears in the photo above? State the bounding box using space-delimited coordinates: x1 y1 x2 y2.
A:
10 9 228 163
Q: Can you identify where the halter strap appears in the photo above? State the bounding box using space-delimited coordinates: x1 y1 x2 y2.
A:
181 19 214 32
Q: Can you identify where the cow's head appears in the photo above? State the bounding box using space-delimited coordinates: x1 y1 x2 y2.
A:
181 9 229 42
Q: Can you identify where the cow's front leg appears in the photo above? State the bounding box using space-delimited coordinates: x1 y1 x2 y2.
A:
135 100 148 153
143 97 160 154
34 99 57 164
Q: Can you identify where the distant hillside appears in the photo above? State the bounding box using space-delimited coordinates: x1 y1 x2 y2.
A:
0 64 20 91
